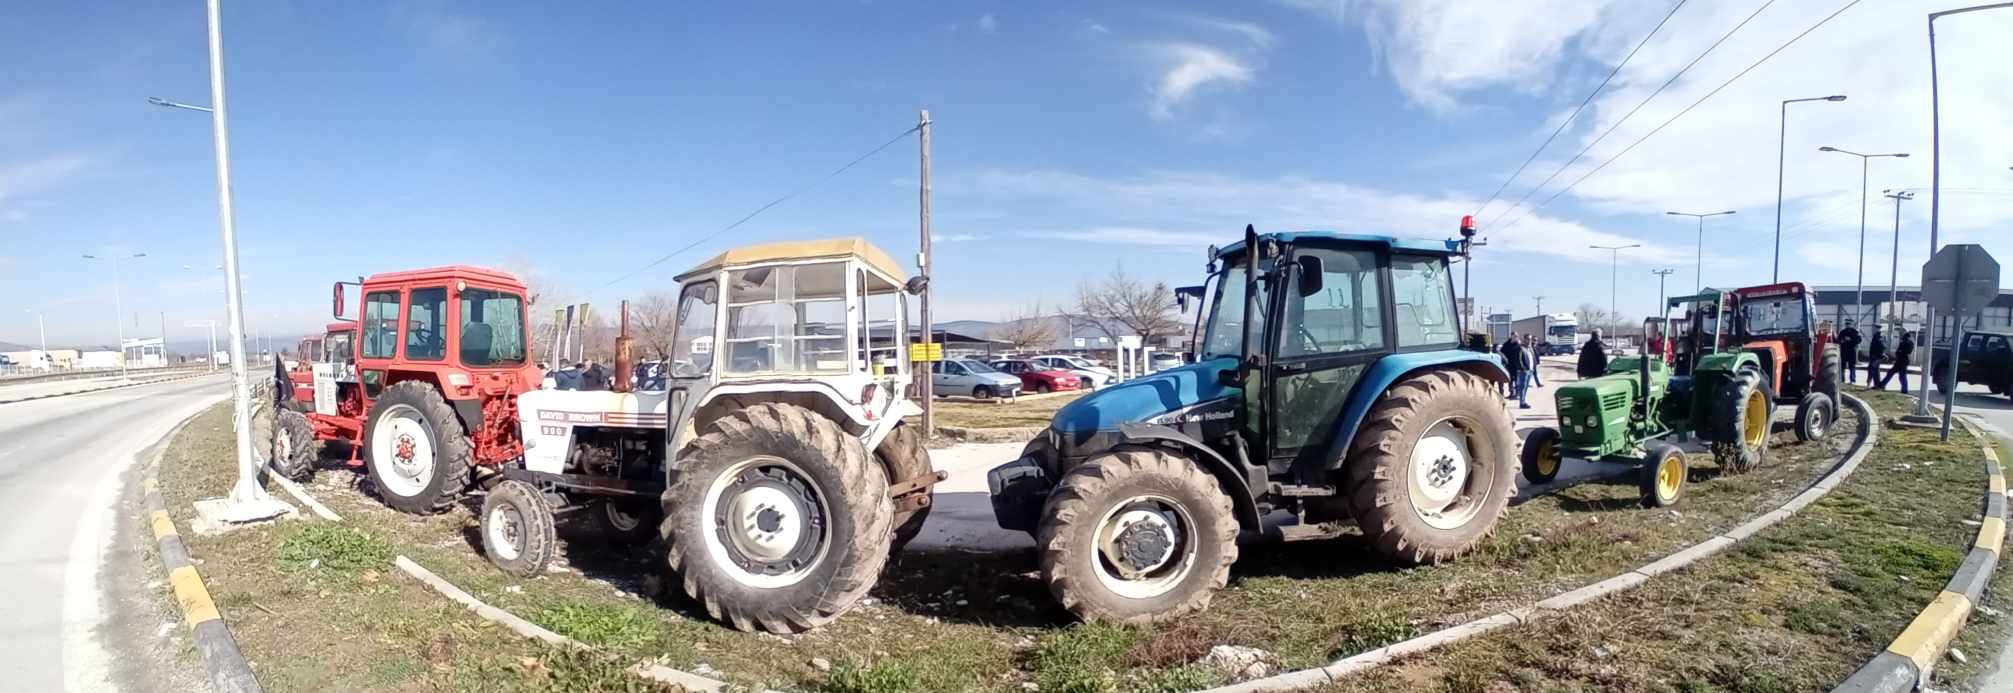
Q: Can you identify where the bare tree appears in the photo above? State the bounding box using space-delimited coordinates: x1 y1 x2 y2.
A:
1574 303 1612 334
994 301 1059 353
1073 266 1182 346
631 290 681 360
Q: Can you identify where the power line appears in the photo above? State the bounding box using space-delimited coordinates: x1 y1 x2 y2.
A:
1493 0 1866 235
602 124 923 288
1483 0 1779 230
1474 0 1689 220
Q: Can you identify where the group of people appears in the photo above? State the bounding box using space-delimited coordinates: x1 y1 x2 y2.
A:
1833 320 1918 393
539 360 613 391
1497 329 1616 410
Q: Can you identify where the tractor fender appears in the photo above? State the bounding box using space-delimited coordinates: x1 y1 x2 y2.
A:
1113 421 1265 531
1320 351 1510 472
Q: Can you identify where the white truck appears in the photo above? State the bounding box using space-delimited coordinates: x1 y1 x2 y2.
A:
1511 313 1580 356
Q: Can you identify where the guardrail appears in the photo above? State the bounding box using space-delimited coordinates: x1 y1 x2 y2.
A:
0 363 239 386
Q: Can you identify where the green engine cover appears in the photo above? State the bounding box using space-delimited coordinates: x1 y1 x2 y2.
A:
1552 375 1639 457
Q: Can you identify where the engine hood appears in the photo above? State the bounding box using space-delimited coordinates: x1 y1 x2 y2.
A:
1051 356 1239 433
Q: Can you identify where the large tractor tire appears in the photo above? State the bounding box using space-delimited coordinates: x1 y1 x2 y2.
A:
1036 447 1238 625
362 381 474 514
875 422 935 554
1710 371 1770 475
1344 370 1516 565
1638 442 1688 508
1793 392 1834 443
481 479 557 578
273 408 317 482
660 403 893 633
1519 427 1563 485
1816 345 1841 411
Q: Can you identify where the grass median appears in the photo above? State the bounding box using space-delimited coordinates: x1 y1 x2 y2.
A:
1322 388 1990 692
155 387 1876 692
932 391 1085 430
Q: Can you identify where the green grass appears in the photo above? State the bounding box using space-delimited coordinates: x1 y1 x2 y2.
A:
532 601 662 651
276 523 393 576
932 391 1084 429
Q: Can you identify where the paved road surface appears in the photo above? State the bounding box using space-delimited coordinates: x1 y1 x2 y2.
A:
1934 383 2013 689
0 375 229 692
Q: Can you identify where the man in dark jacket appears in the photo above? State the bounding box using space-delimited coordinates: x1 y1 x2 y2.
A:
1836 320 1863 383
1867 326 1888 387
1577 329 1609 379
581 360 611 391
553 362 585 391
1878 330 1915 393
1499 335 1530 408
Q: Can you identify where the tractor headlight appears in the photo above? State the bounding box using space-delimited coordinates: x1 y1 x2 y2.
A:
1585 414 1598 427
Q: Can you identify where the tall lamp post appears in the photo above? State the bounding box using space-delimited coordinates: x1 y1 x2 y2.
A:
1664 210 1735 293
82 252 144 377
1651 268 1675 326
24 308 47 353
1817 146 1909 325
1590 244 1641 332
147 0 287 522
1880 189 1915 329
1772 95 1848 282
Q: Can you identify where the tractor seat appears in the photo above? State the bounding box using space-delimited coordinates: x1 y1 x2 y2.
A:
461 322 495 363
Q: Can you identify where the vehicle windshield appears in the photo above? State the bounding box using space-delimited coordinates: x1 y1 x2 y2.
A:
960 359 998 373
1740 296 1806 335
1200 255 1266 360
1547 325 1576 339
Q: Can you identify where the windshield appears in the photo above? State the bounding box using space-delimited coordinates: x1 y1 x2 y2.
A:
1201 255 1266 360
1740 297 1805 335
960 359 998 373
1547 325 1576 339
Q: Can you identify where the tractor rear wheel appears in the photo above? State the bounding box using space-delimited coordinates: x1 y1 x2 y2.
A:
875 422 935 554
481 479 556 577
1345 370 1515 565
1519 427 1563 485
1710 371 1769 475
1037 447 1237 625
1816 345 1841 414
1637 442 1687 508
660 403 892 633
362 381 474 514
273 409 317 482
1793 392 1834 443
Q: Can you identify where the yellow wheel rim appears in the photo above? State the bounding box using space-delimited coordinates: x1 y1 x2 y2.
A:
1536 441 1559 476
1742 389 1767 446
1657 454 1683 499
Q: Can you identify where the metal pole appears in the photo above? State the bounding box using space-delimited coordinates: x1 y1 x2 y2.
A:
35 311 46 353
205 0 283 518
1773 100 1788 283
918 109 934 435
1855 156 1867 324
1653 269 1674 326
1916 12 1946 421
1886 191 1909 326
113 254 127 377
1534 296 1544 316
1695 216 1704 293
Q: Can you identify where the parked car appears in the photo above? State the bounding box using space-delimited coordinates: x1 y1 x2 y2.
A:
989 359 1084 394
932 358 1024 400
1148 351 1185 372
1031 354 1114 388
1931 329 2012 400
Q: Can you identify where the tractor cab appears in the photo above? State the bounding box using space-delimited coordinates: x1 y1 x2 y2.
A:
1731 282 1836 403
1665 289 1735 378
287 321 357 413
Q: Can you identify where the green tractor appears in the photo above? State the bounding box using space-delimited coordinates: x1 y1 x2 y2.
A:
1520 289 1772 507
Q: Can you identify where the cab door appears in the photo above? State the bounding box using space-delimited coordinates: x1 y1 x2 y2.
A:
663 280 719 466
1264 246 1393 472
355 287 406 403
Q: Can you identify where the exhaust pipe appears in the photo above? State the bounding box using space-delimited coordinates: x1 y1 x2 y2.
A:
613 300 634 393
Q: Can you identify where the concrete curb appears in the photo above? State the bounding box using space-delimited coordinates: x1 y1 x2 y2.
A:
142 415 263 693
0 371 216 406
1206 394 1881 693
263 467 342 522
393 555 757 693
1834 417 2007 693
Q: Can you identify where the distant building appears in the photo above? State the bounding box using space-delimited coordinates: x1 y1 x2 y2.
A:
1811 285 2013 342
78 351 124 369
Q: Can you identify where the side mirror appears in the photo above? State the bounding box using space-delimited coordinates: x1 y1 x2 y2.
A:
1296 255 1324 297
332 282 344 319
1174 285 1204 313
904 275 930 294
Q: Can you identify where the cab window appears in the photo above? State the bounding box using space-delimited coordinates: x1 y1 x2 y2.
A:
1280 248 1385 357
459 288 525 366
1390 255 1458 348
406 287 447 361
671 282 718 378
362 291 400 359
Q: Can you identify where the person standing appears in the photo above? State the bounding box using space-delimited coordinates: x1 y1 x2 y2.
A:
1879 330 1915 393
1500 334 1530 408
1525 334 1545 388
582 359 611 391
1577 329 1609 379
1867 327 1888 388
1836 320 1863 384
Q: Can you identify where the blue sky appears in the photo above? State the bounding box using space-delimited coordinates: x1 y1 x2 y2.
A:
3 1 2011 348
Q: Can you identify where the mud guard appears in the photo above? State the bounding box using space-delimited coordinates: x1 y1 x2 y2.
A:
1319 351 1510 471
1113 421 1264 530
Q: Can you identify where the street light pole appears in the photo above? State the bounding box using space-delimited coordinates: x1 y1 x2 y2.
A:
1817 147 1909 325
1665 210 1735 293
1590 244 1640 333
1772 95 1848 282
1652 269 1675 325
1882 189 1914 327
82 252 144 377
1533 296 1545 316
25 308 46 353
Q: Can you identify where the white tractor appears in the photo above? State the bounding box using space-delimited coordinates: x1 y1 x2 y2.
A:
484 238 939 633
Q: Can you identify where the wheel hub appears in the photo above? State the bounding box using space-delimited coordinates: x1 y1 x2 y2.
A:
1107 511 1176 573
713 465 824 575
1408 419 1482 530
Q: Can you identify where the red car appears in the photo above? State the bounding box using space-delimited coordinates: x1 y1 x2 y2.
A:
989 359 1083 394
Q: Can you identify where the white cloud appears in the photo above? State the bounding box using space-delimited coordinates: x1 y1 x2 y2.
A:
1348 0 1614 112
1170 15 1274 49
1081 20 1112 36
1275 0 1346 23
978 13 996 33
390 1 504 64
1148 43 1255 120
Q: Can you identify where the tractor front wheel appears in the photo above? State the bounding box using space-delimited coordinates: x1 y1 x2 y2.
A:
1037 447 1238 625
362 381 474 514
1793 392 1834 443
1519 427 1563 485
481 480 556 577
1345 370 1515 565
1710 371 1769 475
661 403 893 633
273 408 317 482
875 422 935 554
1638 442 1687 508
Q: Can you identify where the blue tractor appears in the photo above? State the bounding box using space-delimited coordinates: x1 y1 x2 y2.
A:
988 226 1516 624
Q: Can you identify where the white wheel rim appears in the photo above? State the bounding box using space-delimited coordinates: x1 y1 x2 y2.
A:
605 503 642 532
371 404 435 497
1090 495 1196 600
700 456 830 589
487 504 523 561
1408 418 1484 531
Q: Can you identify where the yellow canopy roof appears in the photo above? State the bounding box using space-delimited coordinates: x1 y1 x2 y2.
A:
676 237 908 282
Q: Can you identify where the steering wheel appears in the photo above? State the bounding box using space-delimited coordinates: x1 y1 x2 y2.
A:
1296 325 1323 355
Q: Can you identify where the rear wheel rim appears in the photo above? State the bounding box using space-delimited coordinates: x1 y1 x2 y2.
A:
1742 389 1767 446
1091 495 1196 600
1409 418 1486 530
1535 440 1559 477
702 456 830 588
605 502 642 532
1656 454 1683 501
372 404 434 497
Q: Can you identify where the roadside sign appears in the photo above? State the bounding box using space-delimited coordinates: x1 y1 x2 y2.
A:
908 342 943 362
1118 335 1142 348
1073 337 1085 348
1922 244 1999 318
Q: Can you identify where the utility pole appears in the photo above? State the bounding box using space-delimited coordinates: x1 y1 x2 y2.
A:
1652 269 1675 325
917 109 934 435
25 309 46 353
1882 189 1914 327
1533 296 1545 316
1590 244 1640 334
82 251 143 377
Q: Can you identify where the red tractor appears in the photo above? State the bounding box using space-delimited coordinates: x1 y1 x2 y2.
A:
299 266 540 512
286 322 354 413
1730 282 1841 440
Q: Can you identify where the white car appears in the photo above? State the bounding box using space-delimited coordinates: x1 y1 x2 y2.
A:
1148 352 1185 372
1031 354 1115 388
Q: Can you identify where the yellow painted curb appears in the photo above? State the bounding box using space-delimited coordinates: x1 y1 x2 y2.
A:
1887 590 1973 671
168 565 221 626
1978 517 2006 555
150 510 177 540
144 477 158 494
1990 473 2006 495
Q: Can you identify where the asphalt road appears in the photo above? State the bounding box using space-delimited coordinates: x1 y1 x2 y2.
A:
0 374 229 692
